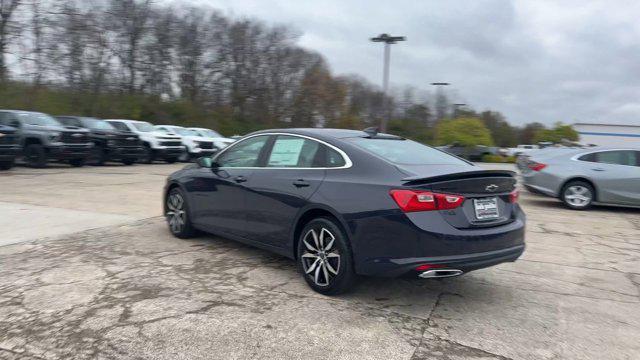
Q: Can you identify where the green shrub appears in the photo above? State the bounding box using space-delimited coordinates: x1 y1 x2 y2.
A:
481 154 516 163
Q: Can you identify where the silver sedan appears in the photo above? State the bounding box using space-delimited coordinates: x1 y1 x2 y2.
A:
521 147 640 210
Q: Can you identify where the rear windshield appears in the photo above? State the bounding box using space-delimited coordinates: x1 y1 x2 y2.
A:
348 138 469 165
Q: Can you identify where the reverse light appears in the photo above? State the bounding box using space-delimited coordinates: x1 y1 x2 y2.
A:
527 162 547 171
389 189 465 213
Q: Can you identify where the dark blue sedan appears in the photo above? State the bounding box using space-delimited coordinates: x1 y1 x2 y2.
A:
163 128 525 295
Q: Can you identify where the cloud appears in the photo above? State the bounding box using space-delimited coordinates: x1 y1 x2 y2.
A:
187 0 640 126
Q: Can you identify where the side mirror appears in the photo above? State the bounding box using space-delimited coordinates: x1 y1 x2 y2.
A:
196 157 213 168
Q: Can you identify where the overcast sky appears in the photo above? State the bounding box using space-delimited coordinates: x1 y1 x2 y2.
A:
189 0 640 126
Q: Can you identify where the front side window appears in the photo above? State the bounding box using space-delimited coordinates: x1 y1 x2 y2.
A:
216 135 269 168
348 138 469 165
594 151 637 166
109 122 130 132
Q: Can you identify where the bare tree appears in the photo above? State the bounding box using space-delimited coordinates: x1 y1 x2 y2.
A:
0 0 22 81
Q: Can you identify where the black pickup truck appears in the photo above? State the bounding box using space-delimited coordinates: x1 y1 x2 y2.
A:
56 116 144 165
0 124 20 170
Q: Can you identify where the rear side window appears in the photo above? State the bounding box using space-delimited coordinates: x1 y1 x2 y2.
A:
578 153 596 162
594 151 637 166
267 135 321 168
348 138 468 165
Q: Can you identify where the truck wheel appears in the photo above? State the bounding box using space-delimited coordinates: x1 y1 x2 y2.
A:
140 145 154 164
69 158 86 167
92 146 108 166
165 157 177 164
24 144 47 168
0 159 14 170
122 158 135 165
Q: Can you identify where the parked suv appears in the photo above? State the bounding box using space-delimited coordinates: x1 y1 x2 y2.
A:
188 127 235 150
56 116 143 166
0 110 92 168
155 125 219 161
0 124 20 170
105 119 184 163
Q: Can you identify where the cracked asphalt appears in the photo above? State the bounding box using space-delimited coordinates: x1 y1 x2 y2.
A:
0 163 639 359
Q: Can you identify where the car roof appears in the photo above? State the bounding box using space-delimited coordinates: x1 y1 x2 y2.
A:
250 128 401 141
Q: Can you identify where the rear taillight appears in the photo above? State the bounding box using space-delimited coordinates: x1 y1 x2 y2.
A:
389 189 465 213
527 162 547 171
509 189 519 203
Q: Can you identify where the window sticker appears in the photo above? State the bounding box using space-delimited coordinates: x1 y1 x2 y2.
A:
269 138 305 166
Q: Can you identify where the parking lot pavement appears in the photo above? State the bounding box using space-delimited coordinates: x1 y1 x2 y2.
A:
1 164 639 359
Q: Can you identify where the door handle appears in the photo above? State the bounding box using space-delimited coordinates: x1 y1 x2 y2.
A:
293 179 310 188
591 168 605 172
234 175 247 183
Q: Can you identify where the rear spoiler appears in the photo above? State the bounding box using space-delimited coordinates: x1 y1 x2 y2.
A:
402 170 516 185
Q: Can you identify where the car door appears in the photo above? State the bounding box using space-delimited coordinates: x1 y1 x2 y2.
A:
586 150 640 205
242 134 341 248
185 135 272 239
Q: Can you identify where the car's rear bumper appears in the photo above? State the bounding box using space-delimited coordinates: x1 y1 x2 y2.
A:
522 170 562 197
349 207 526 277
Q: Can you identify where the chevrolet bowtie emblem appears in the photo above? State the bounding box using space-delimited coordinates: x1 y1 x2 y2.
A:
485 184 499 192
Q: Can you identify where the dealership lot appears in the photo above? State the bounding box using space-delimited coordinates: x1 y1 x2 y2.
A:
1 164 639 359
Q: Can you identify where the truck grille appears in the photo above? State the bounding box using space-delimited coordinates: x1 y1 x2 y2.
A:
62 131 88 144
160 141 182 147
199 141 214 149
117 135 140 147
0 133 18 145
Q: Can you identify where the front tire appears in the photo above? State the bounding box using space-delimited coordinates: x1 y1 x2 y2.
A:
297 217 356 295
165 157 177 164
561 180 594 210
122 158 135 165
165 187 197 238
140 145 154 164
24 144 47 168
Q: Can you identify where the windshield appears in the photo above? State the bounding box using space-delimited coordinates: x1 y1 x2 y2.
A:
348 138 469 165
82 118 114 130
194 129 222 138
175 128 199 136
133 122 155 132
18 112 61 127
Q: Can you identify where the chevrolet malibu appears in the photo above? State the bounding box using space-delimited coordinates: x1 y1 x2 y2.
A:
163 128 525 295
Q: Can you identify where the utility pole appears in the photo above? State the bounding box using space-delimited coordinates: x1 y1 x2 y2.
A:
371 33 406 132
453 103 467 118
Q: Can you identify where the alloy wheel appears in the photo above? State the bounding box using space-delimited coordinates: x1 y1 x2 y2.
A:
565 185 592 207
166 192 186 234
301 227 341 286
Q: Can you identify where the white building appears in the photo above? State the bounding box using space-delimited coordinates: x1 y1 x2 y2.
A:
573 123 640 147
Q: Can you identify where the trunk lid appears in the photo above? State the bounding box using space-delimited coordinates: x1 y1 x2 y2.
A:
398 165 518 229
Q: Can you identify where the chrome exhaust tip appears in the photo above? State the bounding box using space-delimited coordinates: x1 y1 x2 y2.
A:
418 269 463 279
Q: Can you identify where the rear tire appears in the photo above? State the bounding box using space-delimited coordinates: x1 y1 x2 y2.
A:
561 180 594 210
164 187 197 238
24 144 47 168
165 157 177 164
122 158 135 165
297 217 356 295
0 159 14 170
92 146 107 166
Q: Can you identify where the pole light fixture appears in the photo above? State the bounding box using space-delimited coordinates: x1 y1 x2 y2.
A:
371 33 406 132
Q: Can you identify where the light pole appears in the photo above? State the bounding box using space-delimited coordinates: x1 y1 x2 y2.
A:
371 33 406 132
453 103 467 118
431 82 450 122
